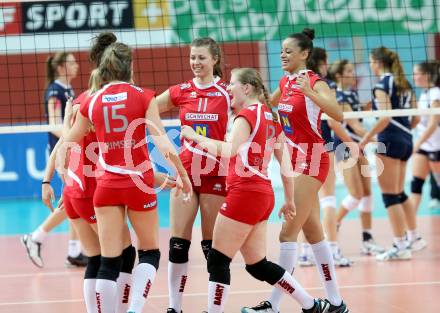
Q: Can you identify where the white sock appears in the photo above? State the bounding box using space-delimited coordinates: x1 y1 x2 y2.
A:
128 263 157 312
406 230 419 242
116 272 132 313
274 271 315 310
83 278 97 313
168 261 189 311
394 236 408 250
68 240 81 258
311 240 342 306
96 279 117 313
31 227 47 243
269 242 297 311
208 281 230 313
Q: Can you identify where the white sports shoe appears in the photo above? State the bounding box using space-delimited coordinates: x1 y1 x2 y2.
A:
298 254 315 267
361 239 385 255
408 237 427 252
376 246 411 261
333 249 353 267
21 234 43 268
428 198 440 209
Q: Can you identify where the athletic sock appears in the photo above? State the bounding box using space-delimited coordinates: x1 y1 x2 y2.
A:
168 262 188 311
96 279 117 313
274 271 315 310
31 227 47 243
208 281 230 313
406 230 419 242
68 240 81 258
394 236 408 250
83 278 97 313
128 263 157 312
115 272 131 313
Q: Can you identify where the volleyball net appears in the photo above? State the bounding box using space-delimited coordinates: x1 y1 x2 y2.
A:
1 1 439 130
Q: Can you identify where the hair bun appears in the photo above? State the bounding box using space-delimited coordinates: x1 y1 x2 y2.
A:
302 28 315 40
97 32 117 47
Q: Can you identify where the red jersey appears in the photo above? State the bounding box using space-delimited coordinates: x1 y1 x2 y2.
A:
277 70 329 170
227 103 282 194
169 77 230 177
80 82 155 189
64 91 97 198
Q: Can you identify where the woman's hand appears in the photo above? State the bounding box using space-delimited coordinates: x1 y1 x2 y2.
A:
56 195 64 211
154 172 177 189
64 97 74 119
278 200 296 221
180 125 198 142
359 134 371 150
42 183 55 212
174 174 193 202
296 72 313 96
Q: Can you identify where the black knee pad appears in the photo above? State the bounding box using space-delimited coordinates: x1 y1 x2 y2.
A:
97 255 122 281
245 257 285 285
169 237 191 264
120 245 136 274
399 192 409 203
382 193 401 208
138 249 161 270
207 249 231 285
84 254 101 279
411 177 425 194
201 240 212 260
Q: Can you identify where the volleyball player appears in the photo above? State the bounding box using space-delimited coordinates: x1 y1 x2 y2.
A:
328 59 385 256
359 47 421 261
244 28 348 313
409 60 440 249
298 47 352 268
21 51 87 268
156 37 230 313
63 41 191 313
181 67 330 313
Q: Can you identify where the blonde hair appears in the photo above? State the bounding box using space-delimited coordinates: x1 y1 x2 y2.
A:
88 69 101 94
328 59 350 83
371 46 410 95
231 68 277 122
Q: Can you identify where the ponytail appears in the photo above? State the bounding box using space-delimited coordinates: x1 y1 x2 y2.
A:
389 51 410 94
371 47 410 95
46 56 55 86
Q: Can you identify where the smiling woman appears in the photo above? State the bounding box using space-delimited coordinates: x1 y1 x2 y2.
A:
155 36 231 313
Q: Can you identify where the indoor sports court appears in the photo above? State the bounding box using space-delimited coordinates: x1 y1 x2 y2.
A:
1 1 440 313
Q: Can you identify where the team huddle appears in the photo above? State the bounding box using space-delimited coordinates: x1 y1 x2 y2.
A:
19 27 440 313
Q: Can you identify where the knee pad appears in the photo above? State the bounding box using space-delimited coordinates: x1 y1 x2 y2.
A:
120 245 136 274
411 177 425 194
201 240 212 260
382 193 401 208
399 192 409 204
84 254 101 279
138 249 161 270
319 196 336 209
207 249 231 285
358 196 373 213
341 195 361 211
97 255 122 281
245 257 285 286
169 237 191 264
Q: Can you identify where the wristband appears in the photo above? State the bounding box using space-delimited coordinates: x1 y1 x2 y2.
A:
42 181 51 185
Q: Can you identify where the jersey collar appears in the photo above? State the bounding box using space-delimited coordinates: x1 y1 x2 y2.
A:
192 76 220 89
286 69 310 81
380 72 392 80
54 79 71 90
